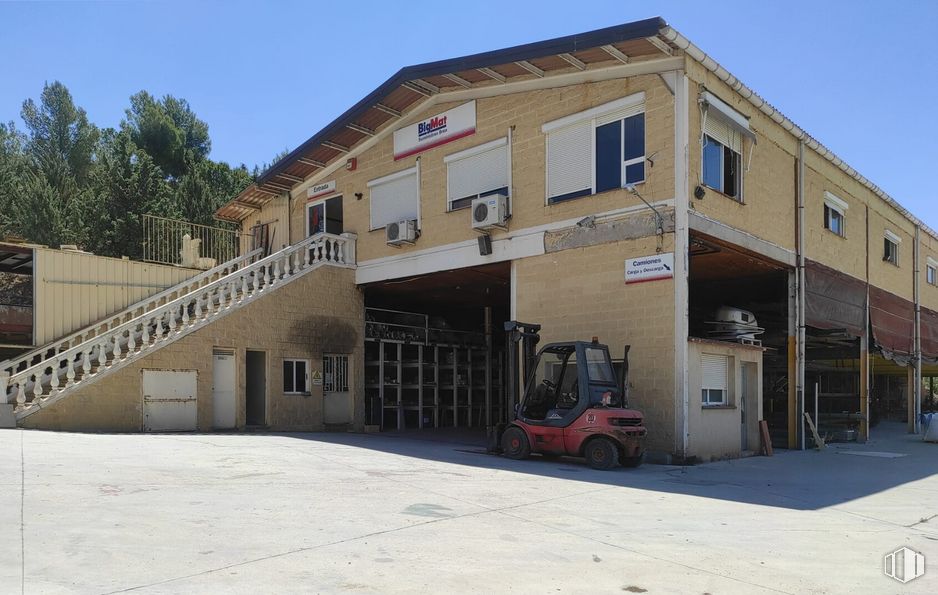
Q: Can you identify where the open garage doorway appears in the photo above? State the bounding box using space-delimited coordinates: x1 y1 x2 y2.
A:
361 262 510 437
688 233 790 448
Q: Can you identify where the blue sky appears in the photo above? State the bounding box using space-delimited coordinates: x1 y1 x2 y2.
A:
1 1 936 225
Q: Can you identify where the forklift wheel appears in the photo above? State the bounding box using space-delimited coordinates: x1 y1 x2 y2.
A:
584 437 618 470
501 426 531 460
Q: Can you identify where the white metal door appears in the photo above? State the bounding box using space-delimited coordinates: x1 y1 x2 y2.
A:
143 370 198 432
213 350 237 429
323 354 352 424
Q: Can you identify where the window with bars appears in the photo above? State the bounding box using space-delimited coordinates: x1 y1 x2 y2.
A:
542 93 646 204
323 354 349 393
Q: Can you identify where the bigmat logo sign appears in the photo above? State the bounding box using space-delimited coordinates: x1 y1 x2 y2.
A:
393 101 476 160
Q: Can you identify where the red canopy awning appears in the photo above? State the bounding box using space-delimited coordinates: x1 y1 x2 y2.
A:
805 260 866 337
920 307 938 363
869 285 914 363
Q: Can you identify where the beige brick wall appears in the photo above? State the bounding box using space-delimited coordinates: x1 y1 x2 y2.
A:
686 61 798 254
921 234 938 312
246 75 676 264
514 234 677 453
867 209 916 303
22 266 365 432
687 339 763 461
803 165 866 280
685 59 930 309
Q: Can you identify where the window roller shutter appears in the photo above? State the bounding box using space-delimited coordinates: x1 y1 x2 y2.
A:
547 121 591 199
594 102 644 127
370 170 418 229
701 354 728 390
447 143 509 203
704 114 741 153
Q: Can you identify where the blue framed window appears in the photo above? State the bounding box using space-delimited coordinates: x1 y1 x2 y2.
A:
544 95 646 204
702 134 741 200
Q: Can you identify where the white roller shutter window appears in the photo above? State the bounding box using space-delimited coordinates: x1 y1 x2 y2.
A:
369 168 419 229
704 114 742 153
446 140 508 207
546 120 591 200
701 353 728 390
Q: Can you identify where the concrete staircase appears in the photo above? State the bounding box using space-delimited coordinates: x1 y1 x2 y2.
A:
0 233 356 424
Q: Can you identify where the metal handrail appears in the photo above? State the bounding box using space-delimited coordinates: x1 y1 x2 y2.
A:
142 214 247 266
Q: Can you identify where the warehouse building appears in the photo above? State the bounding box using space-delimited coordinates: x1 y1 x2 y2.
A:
3 17 935 462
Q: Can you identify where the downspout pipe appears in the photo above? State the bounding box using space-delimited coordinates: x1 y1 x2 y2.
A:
914 226 922 433
797 140 806 450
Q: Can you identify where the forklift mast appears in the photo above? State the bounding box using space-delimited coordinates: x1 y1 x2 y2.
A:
502 321 541 425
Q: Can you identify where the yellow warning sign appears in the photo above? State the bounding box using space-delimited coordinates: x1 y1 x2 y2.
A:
311 370 323 386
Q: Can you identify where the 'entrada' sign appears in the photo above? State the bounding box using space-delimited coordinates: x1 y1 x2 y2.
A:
625 253 674 284
393 101 476 160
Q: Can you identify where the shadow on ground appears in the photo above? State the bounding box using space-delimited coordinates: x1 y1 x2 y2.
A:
223 420 938 513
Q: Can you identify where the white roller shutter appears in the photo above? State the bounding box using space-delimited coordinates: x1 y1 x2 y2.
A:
701 353 728 390
369 167 419 229
446 138 508 206
595 102 644 127
546 120 591 200
704 115 741 153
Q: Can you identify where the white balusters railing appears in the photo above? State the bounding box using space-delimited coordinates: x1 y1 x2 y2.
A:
1 248 264 379
2 233 355 415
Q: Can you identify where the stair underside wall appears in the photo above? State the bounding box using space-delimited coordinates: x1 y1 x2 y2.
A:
21 266 364 432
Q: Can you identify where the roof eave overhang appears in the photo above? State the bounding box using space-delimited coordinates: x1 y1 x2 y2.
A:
215 17 675 222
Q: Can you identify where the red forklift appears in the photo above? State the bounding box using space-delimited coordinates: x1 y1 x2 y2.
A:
490 321 646 470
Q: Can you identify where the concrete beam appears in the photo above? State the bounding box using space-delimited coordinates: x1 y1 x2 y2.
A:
689 211 796 267
544 209 674 253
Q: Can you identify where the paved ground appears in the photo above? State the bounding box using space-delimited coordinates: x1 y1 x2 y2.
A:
1 422 936 594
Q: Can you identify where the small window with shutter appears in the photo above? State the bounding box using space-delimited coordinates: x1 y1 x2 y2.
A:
702 114 742 200
445 137 510 211
368 166 419 230
701 353 728 406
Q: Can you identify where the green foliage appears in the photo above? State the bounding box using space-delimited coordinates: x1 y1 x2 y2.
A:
84 129 176 259
0 81 256 259
124 91 210 179
20 82 99 187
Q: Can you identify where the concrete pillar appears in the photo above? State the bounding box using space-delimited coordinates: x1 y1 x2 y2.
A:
787 270 800 449
672 70 690 461
909 365 917 433
913 226 922 433
859 335 870 442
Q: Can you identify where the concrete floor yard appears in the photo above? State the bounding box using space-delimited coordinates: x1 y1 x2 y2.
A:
1 422 937 594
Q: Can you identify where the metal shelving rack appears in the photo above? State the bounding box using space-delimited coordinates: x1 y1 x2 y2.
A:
364 308 499 431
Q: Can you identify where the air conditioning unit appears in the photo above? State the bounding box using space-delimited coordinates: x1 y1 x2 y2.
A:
471 193 508 230
386 219 417 246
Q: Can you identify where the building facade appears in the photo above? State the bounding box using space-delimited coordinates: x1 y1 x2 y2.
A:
6 18 935 463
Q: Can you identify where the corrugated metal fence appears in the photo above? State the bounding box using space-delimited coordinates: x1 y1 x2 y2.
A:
32 248 199 345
